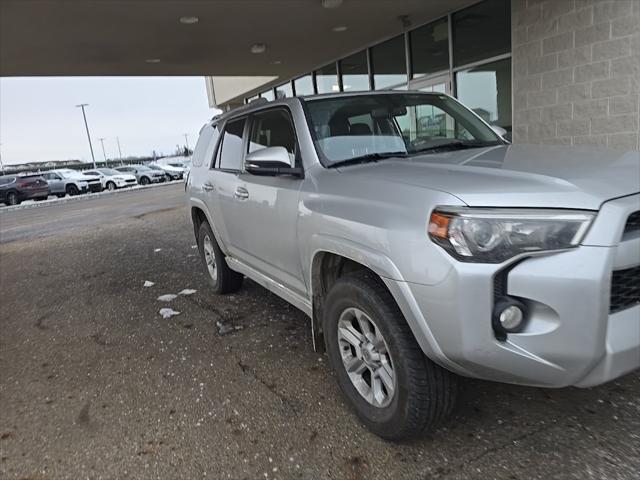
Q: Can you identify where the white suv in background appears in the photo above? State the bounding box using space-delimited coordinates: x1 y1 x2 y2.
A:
84 168 137 191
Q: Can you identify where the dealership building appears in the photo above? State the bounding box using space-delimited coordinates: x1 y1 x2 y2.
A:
207 0 639 149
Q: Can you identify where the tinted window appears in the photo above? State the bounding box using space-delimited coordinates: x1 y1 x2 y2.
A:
456 58 512 135
275 82 293 99
248 110 297 165
370 35 407 90
293 75 315 96
340 51 370 92
217 118 246 170
0 176 15 186
410 17 449 78
452 0 510 67
315 63 338 94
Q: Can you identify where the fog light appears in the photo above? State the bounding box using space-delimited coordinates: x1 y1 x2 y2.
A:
499 306 523 330
493 298 527 337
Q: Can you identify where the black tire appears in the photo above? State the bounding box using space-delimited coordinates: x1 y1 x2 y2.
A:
139 176 150 186
6 191 19 206
106 181 116 191
66 184 79 196
323 272 457 440
197 221 243 294
34 196 47 202
56 193 66 198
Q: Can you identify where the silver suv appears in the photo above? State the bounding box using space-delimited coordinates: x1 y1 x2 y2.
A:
186 91 640 440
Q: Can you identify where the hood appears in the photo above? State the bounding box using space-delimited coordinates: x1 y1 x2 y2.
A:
337 145 640 210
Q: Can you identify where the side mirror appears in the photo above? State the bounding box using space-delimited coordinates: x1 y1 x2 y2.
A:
491 125 508 138
245 146 302 177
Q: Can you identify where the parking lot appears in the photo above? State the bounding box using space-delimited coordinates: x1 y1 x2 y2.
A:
0 183 638 480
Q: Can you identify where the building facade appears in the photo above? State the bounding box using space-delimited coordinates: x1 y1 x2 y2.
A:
207 0 639 149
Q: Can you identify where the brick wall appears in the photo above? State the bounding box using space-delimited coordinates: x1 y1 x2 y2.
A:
512 0 640 149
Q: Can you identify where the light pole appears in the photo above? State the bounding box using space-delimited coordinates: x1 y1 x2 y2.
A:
184 133 190 150
76 104 96 168
116 137 123 161
98 137 107 165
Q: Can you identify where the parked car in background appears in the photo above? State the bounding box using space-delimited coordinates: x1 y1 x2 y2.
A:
83 168 137 190
0 174 50 205
115 165 164 185
149 162 185 180
187 91 640 440
42 169 102 196
146 164 170 182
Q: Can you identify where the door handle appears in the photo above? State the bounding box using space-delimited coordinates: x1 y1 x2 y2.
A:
202 182 215 192
234 187 249 199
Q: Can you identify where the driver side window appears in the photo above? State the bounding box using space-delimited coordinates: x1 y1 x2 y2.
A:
248 109 297 166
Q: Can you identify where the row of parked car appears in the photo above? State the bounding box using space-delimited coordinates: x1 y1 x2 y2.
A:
0 161 189 206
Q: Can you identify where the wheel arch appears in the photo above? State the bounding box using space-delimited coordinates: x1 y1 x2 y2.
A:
190 202 228 255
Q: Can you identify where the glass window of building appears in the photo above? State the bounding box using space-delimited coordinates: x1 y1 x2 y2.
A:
456 58 512 135
410 17 449 78
340 50 370 92
293 75 315 96
260 89 275 101
315 63 339 94
370 35 407 90
275 82 293 99
452 0 510 67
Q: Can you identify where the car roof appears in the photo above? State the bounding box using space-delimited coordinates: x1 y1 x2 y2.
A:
211 90 444 126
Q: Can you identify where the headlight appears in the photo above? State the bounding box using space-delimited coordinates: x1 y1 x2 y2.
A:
428 207 595 263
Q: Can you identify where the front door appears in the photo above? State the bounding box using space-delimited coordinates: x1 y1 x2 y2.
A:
228 108 306 296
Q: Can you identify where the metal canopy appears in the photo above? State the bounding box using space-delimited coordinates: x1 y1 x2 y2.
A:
0 0 475 77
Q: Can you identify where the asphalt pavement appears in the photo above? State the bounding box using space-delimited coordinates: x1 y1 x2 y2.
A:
0 184 638 479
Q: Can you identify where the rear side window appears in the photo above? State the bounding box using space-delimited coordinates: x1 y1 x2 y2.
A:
0 176 16 186
216 118 246 171
192 124 218 168
248 109 297 165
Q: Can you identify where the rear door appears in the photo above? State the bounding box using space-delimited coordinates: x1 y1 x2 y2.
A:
43 172 64 193
199 118 247 254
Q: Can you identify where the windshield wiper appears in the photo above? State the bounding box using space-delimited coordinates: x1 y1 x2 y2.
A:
410 141 500 155
328 151 407 169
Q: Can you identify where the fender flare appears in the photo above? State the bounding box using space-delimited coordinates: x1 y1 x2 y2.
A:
188 199 229 256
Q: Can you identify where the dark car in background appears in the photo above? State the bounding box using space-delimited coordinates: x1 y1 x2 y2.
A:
0 174 50 206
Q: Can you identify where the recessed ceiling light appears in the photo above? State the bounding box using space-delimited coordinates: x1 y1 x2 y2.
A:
179 16 199 24
332 25 348 32
145 58 161 63
322 0 343 8
250 43 267 54
270 60 282 65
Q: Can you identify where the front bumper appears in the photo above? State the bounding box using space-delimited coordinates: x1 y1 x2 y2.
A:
390 194 640 388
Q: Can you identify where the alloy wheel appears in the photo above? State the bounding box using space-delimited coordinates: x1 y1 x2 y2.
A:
202 234 218 283
337 307 396 408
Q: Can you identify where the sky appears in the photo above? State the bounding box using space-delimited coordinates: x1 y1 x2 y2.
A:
0 77 218 165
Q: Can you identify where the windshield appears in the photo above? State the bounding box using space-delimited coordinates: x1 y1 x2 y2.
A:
97 168 121 176
304 93 502 166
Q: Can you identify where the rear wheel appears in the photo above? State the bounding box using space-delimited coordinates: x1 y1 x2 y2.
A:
323 272 458 440
139 176 150 186
66 184 79 196
198 222 243 294
106 181 116 191
6 191 19 206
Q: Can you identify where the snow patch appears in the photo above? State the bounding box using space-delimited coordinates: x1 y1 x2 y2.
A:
143 281 155 287
179 289 197 296
154 248 162 252
157 294 177 302
159 308 181 319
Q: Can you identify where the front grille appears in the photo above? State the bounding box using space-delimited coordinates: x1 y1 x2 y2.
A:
623 211 640 236
610 265 640 313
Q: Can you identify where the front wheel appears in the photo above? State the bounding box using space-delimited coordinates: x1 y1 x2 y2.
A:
139 176 150 186
6 191 19 206
323 272 458 440
66 184 79 196
197 222 243 294
106 181 116 191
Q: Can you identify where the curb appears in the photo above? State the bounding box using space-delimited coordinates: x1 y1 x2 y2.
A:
0 180 185 213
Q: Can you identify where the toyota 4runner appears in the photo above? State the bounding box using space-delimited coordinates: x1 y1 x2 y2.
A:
186 91 640 440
